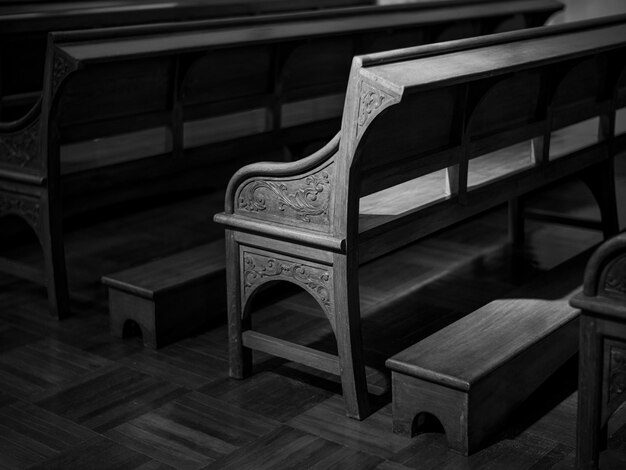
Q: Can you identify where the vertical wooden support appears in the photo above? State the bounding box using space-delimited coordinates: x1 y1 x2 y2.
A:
171 56 184 159
40 191 70 319
40 124 70 319
508 197 525 246
226 230 251 379
0 43 4 120
577 316 604 470
333 250 370 420
580 108 619 240
451 85 470 204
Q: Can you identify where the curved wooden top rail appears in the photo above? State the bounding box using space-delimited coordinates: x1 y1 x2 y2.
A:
357 14 626 92
223 133 340 214
0 0 372 34
582 232 626 298
570 232 626 318
49 0 562 50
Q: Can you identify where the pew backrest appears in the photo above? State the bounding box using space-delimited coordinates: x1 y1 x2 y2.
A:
219 14 626 263
0 0 563 190
0 0 375 119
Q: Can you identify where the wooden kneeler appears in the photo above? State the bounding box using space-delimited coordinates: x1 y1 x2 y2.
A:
387 252 590 454
102 242 225 349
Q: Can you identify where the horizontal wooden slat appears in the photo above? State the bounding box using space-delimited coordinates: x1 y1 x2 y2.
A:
56 2 562 62
358 142 610 264
524 210 603 230
242 330 340 375
0 255 45 285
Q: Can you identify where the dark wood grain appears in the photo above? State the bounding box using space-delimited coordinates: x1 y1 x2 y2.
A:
27 435 170 470
0 400 97 469
0 150 624 468
106 391 280 469
35 365 187 432
205 424 384 470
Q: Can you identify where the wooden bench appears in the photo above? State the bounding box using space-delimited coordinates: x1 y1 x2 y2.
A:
571 232 626 470
0 0 374 120
101 241 226 349
386 251 589 455
215 15 626 420
0 0 560 319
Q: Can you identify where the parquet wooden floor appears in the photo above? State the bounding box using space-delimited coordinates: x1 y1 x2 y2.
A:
1 155 626 469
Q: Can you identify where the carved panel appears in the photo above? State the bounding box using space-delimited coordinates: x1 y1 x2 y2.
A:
237 165 332 228
608 345 626 409
0 118 41 170
51 52 77 96
0 191 41 231
242 250 334 324
604 254 626 297
356 79 400 140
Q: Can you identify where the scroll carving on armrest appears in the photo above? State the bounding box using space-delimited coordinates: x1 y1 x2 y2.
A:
603 254 626 297
582 232 626 298
222 133 340 233
0 100 43 174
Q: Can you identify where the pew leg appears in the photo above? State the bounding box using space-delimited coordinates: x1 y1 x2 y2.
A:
334 253 370 420
226 230 252 379
508 197 525 246
581 159 620 240
577 315 603 470
40 194 70 319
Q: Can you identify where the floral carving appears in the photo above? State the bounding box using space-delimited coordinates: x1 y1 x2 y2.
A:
605 256 626 296
609 346 626 406
0 118 40 169
0 192 41 230
356 80 398 138
52 52 76 96
243 251 333 318
238 170 330 223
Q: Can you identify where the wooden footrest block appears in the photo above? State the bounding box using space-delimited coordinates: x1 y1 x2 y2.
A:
386 251 591 455
102 241 225 349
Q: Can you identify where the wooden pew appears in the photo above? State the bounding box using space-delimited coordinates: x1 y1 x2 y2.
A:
571 232 626 470
0 0 561 320
0 0 375 120
215 15 626 420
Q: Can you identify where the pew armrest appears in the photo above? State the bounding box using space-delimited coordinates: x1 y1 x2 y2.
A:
0 100 44 178
216 132 341 237
570 232 626 318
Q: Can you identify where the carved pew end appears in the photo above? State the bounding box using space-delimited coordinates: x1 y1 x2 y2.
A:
102 241 225 349
570 232 626 470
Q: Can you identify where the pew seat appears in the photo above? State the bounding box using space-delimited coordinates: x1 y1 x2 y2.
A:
102 241 225 349
386 250 589 455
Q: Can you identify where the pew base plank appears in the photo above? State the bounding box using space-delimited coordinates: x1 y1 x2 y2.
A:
102 241 225 349
387 253 589 455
